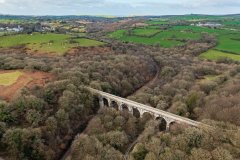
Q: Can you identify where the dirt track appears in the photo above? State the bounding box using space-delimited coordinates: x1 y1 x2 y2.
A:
0 70 53 101
127 62 160 98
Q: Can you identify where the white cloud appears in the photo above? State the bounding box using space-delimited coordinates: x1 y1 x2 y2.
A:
0 0 239 15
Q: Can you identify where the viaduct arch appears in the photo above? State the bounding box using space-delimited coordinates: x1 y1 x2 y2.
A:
90 87 201 131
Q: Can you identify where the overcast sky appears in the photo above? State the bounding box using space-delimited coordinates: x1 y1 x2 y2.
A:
0 0 239 16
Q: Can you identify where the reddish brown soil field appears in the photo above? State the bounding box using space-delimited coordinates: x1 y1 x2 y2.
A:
0 70 53 101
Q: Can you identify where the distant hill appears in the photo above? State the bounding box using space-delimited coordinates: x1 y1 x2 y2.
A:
0 14 127 22
0 14 239 24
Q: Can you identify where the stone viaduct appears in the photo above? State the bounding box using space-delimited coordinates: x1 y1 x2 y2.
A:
88 88 202 131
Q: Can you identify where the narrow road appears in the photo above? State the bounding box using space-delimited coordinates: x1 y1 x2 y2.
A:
60 148 71 160
124 140 138 160
128 62 160 98
124 61 160 160
60 116 94 160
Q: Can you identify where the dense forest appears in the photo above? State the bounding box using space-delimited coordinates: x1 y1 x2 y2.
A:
0 16 240 160
68 108 240 160
67 35 240 159
0 43 155 159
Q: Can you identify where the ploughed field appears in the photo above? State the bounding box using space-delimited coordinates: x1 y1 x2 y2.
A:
0 70 52 101
0 33 105 55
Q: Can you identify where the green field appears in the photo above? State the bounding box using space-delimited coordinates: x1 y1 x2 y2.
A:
0 32 5 36
0 71 23 86
109 27 200 47
171 21 240 60
0 19 26 24
216 34 240 54
170 26 240 54
199 50 240 61
110 15 240 54
166 15 235 21
132 28 160 36
146 20 169 25
223 21 240 26
110 17 240 58
75 38 105 47
0 33 105 55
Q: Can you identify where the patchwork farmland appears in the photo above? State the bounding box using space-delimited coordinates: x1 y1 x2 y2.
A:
109 19 240 61
109 28 201 47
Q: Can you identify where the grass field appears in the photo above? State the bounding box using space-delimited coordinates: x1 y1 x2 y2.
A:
0 71 23 86
166 15 233 21
75 38 105 47
109 27 200 47
170 26 225 34
110 18 239 56
0 33 105 55
132 28 160 36
109 29 183 47
170 26 240 54
0 32 5 36
223 21 240 26
216 34 240 54
0 19 27 24
146 20 169 25
199 50 240 61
